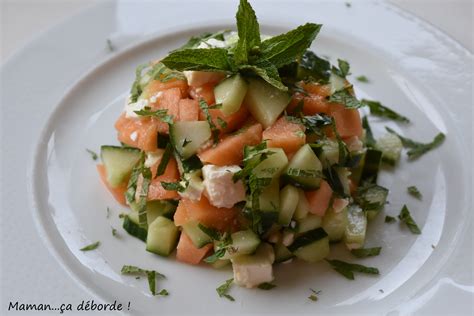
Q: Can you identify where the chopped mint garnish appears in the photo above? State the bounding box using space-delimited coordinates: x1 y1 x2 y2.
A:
407 186 422 199
350 247 382 258
326 259 379 280
308 288 321 301
385 215 396 223
121 265 165 296
106 39 114 52
111 227 117 237
362 116 376 148
398 205 421 234
86 149 98 161
328 88 365 109
156 143 173 177
356 75 369 83
257 282 276 290
80 241 100 251
199 99 220 144
137 167 152 228
216 278 235 301
134 107 174 124
363 99 409 123
386 127 445 160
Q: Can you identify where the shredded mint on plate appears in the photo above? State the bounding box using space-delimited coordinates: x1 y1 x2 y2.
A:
326 259 379 280
216 278 235 301
121 265 166 296
386 127 445 160
398 205 421 234
351 247 382 258
385 215 396 223
257 282 276 290
407 186 422 199
363 99 409 123
356 75 369 83
80 241 100 251
308 288 321 301
86 149 98 161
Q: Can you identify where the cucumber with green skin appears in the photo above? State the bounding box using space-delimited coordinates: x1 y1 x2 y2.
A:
122 215 147 242
278 184 299 226
297 214 322 233
283 144 322 190
244 78 291 128
344 204 367 249
146 216 180 256
294 189 311 220
214 74 248 115
170 121 211 159
221 229 261 259
288 228 329 263
182 221 212 248
274 242 294 263
376 133 403 166
130 200 177 224
100 146 142 187
322 207 348 242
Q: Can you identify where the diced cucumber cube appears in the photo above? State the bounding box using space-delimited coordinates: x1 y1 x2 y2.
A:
252 148 288 179
122 215 147 242
214 74 248 115
244 78 291 128
182 221 212 248
222 229 261 259
279 185 299 226
288 228 329 263
100 146 141 187
322 206 348 241
258 178 280 213
130 200 177 225
297 214 322 233
146 216 179 256
344 204 367 249
273 242 294 263
283 144 322 190
376 133 403 166
294 189 310 220
170 121 211 159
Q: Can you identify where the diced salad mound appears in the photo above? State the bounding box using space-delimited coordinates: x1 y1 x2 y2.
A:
96 0 443 292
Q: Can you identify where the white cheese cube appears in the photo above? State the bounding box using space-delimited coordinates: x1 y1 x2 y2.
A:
202 165 246 208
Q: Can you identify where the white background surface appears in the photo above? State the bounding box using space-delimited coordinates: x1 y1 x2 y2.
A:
1 0 473 63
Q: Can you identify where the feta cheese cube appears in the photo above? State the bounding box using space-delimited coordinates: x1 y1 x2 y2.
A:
183 71 225 87
202 165 246 208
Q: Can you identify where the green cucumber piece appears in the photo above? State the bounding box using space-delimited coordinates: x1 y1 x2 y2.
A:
122 215 147 242
329 73 346 93
130 200 177 224
278 185 299 226
359 149 382 184
344 204 367 249
274 242 294 263
297 214 322 233
244 78 291 128
258 178 280 213
376 133 403 166
170 121 211 159
322 206 348 241
222 229 261 259
294 189 310 220
146 216 179 256
355 184 389 220
214 74 248 115
182 221 212 248
252 148 288 179
283 144 322 190
288 228 329 263
100 146 141 187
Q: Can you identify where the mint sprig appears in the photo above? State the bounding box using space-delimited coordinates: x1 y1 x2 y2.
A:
160 0 322 91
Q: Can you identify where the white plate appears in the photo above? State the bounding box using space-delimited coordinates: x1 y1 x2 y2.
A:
2 1 472 315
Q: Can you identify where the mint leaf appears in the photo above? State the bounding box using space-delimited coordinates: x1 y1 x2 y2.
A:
259 23 322 68
125 153 145 204
328 88 365 109
362 116 376 148
362 99 409 123
216 278 235 302
326 259 379 280
161 181 187 192
137 167 152 228
398 205 421 234
156 143 173 177
350 247 382 258
86 149 98 161
130 63 148 103
385 127 445 160
161 48 233 72
407 186 422 199
385 215 396 223
199 99 220 143
178 30 228 50
134 107 174 124
332 59 350 78
298 50 331 83
257 282 277 290
356 75 369 83
234 0 261 65
121 265 165 296
80 241 100 251
239 58 287 90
